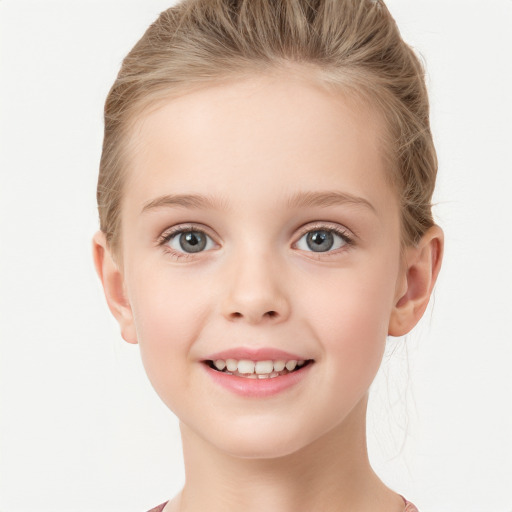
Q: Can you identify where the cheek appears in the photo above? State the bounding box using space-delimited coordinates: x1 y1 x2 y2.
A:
298 254 399 387
127 266 212 400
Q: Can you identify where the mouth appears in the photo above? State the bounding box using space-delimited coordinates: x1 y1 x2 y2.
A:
203 358 314 379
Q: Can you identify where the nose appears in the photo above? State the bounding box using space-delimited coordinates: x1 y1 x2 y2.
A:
220 249 291 325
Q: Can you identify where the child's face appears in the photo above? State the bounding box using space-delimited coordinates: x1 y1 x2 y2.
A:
117 74 406 458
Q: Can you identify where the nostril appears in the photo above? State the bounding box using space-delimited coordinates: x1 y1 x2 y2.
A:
230 311 277 319
226 309 283 323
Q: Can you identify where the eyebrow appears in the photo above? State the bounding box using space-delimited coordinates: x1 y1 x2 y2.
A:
141 190 376 214
141 193 226 214
286 190 376 213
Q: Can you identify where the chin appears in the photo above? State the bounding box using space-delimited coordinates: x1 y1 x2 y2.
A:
220 436 309 460
201 415 324 460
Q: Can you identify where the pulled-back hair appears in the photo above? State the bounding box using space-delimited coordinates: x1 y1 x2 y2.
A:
98 0 437 254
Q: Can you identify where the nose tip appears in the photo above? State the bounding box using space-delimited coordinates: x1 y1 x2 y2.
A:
221 259 291 325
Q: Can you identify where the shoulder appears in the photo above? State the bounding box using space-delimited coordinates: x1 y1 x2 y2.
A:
146 502 168 512
403 498 420 512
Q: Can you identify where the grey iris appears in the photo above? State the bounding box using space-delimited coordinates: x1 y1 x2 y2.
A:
179 232 207 253
306 230 334 252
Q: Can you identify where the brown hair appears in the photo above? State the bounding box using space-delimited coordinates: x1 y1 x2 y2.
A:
97 0 437 255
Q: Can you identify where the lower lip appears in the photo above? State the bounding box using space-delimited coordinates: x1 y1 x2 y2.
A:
202 362 313 398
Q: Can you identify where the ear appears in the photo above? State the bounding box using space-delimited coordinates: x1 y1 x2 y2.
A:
388 225 444 337
92 231 138 344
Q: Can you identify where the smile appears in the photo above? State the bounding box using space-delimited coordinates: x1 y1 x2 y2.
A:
202 353 315 398
205 359 313 379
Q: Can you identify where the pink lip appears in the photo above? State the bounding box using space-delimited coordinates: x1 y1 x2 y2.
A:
203 347 309 362
201 360 313 398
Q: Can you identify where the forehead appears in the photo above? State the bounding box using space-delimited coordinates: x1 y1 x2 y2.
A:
122 74 396 218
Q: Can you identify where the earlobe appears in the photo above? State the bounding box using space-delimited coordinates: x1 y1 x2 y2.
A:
388 225 444 337
92 231 138 344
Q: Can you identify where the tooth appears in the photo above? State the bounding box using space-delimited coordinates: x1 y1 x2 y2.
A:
273 360 286 372
285 360 297 371
269 372 279 379
237 360 255 374
226 359 238 372
255 360 274 374
298 360 305 366
214 360 226 371
258 374 270 379
246 373 258 379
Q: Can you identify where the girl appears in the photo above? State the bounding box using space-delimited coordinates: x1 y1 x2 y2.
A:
93 1 443 511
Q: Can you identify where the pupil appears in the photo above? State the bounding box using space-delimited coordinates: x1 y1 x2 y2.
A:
306 230 334 252
179 232 207 253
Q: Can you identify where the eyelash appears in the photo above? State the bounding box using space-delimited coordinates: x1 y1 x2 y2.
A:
295 223 354 254
157 224 215 261
157 223 355 260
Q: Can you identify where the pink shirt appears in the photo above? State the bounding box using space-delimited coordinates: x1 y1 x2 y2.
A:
403 496 420 511
147 496 419 511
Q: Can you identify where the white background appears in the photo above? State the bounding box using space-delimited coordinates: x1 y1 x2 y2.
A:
1 1 511 511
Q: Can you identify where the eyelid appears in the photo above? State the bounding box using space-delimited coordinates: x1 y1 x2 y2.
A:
292 222 355 253
158 223 217 241
157 223 219 258
294 222 354 241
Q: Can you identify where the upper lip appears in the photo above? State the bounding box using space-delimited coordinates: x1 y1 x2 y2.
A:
203 347 311 362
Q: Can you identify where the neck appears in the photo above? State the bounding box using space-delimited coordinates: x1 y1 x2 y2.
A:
174 394 403 512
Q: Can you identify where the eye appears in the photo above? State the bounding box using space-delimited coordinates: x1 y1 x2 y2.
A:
295 228 350 253
163 229 216 254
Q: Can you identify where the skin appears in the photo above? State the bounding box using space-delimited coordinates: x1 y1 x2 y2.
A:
93 72 443 512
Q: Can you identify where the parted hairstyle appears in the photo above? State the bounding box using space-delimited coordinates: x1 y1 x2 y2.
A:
97 0 437 256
